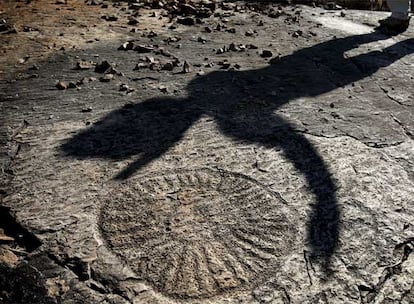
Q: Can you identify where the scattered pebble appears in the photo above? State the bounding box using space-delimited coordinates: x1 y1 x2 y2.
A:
177 17 196 26
182 61 191 73
75 60 93 70
56 81 67 90
99 74 114 82
260 50 273 58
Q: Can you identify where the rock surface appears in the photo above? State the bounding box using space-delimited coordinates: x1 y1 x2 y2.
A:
0 1 413 303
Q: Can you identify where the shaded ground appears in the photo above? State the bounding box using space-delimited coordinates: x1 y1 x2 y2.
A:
1 1 414 303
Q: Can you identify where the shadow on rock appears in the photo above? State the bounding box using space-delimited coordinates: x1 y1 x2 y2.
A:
61 30 414 270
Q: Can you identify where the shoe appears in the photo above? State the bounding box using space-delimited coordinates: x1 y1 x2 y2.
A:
377 17 410 35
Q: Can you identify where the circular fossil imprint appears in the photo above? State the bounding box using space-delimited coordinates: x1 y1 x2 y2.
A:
100 168 298 299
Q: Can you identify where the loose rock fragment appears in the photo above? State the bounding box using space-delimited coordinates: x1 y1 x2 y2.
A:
0 229 14 242
77 77 96 85
159 85 168 93
56 81 67 90
81 107 93 113
245 29 255 36
94 60 113 73
292 30 303 38
260 50 273 58
197 36 207 43
183 61 191 73
177 17 195 26
101 15 118 21
128 17 139 25
0 247 18 267
68 82 78 89
75 60 93 70
161 62 174 71
99 74 114 82
216 47 226 54
119 83 131 91
118 41 135 51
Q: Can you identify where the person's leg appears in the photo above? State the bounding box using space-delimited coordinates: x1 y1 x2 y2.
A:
378 0 411 34
388 0 411 20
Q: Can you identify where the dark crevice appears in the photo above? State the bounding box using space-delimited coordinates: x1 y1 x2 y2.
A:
0 205 42 252
359 239 414 303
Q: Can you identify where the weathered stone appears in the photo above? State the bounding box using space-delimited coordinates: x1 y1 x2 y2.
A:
260 50 273 58
182 61 191 73
94 60 113 73
75 60 93 70
118 41 134 51
99 74 114 82
55 81 67 90
177 17 195 26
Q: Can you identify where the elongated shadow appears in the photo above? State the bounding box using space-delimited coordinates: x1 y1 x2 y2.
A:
62 30 414 270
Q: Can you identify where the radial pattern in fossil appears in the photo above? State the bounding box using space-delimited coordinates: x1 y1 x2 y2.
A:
100 168 298 299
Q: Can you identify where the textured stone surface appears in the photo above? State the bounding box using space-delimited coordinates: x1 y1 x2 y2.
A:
0 1 413 303
100 169 297 299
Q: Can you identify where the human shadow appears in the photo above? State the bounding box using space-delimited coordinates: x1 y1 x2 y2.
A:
61 30 414 270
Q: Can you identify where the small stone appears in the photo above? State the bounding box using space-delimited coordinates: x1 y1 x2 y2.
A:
245 29 254 36
197 70 205 76
0 247 18 267
95 60 113 73
182 61 191 73
177 17 195 26
75 60 93 70
229 43 240 52
159 85 168 93
226 28 236 34
147 30 157 38
56 81 67 90
292 30 303 38
118 41 135 51
204 26 212 33
101 15 118 21
0 229 14 242
68 82 77 89
77 77 96 85
81 106 93 113
197 36 207 43
99 74 114 82
55 0 67 4
258 20 264 26
134 63 149 70
219 62 231 69
128 17 139 25
216 48 225 54
260 50 273 58
119 83 129 91
340 11 346 17
247 44 258 49
161 62 174 71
